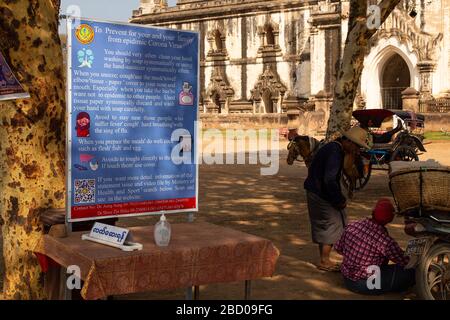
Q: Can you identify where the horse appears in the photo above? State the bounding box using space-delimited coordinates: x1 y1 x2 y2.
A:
286 135 363 199
286 135 321 167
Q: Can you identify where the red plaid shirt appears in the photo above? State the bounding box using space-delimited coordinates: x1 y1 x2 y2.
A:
334 218 409 281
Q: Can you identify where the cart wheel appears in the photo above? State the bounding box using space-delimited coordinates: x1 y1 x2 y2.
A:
341 162 372 192
416 243 450 300
392 146 419 162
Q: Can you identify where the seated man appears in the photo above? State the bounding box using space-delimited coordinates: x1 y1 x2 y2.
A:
372 122 403 144
334 198 415 295
359 121 403 148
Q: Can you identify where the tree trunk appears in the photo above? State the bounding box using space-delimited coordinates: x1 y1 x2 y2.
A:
326 0 402 139
0 0 65 299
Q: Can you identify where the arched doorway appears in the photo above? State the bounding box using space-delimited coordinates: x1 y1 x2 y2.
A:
213 30 223 52
262 90 274 113
380 53 411 109
361 38 420 110
212 92 222 113
265 25 275 46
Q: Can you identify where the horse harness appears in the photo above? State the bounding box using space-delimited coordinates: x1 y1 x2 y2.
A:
287 136 322 165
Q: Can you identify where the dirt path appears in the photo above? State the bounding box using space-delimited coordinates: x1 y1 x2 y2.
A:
1 140 449 299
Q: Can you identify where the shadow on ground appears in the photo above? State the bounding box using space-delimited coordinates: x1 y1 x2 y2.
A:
1 140 449 299
116 149 415 300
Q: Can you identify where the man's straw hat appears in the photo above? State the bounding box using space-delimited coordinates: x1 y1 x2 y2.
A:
343 127 370 149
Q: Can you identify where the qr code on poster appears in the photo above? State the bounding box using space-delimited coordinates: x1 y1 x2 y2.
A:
74 179 95 204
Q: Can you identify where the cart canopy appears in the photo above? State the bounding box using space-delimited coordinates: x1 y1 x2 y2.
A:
352 109 395 128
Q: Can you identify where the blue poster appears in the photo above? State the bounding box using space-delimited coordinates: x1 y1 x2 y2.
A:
67 18 199 221
0 52 30 101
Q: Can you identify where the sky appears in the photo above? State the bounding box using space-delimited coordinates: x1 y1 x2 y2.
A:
60 0 177 32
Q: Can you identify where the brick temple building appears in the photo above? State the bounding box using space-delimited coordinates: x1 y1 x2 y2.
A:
130 0 450 117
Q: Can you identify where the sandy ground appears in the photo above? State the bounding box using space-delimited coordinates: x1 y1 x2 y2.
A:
0 139 449 300
116 139 450 300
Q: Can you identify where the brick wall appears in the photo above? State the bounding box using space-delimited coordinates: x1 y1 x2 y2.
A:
199 114 288 129
422 113 450 132
199 112 450 134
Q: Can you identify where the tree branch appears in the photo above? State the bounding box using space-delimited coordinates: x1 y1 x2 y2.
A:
349 0 368 26
366 0 402 38
326 0 402 138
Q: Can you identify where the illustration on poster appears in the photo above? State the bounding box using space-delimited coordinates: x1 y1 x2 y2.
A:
90 160 99 171
179 81 194 106
76 112 91 137
78 48 95 68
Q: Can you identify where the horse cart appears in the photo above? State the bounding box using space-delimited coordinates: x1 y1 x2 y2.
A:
389 161 450 300
343 109 427 191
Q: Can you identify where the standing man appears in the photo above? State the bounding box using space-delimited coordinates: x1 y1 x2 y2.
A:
304 127 369 271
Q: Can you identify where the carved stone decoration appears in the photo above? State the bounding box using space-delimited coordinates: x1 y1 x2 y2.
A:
369 8 444 64
283 95 308 114
136 0 168 15
354 94 366 110
257 21 281 54
417 61 436 98
204 68 234 113
207 29 228 58
251 66 287 113
422 33 444 61
309 0 341 27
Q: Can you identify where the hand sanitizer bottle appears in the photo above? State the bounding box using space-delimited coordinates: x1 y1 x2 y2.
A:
154 214 171 247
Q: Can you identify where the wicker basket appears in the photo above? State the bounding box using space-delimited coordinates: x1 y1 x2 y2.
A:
389 162 450 213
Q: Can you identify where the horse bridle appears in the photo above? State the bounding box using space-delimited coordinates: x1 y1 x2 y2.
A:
287 139 311 163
